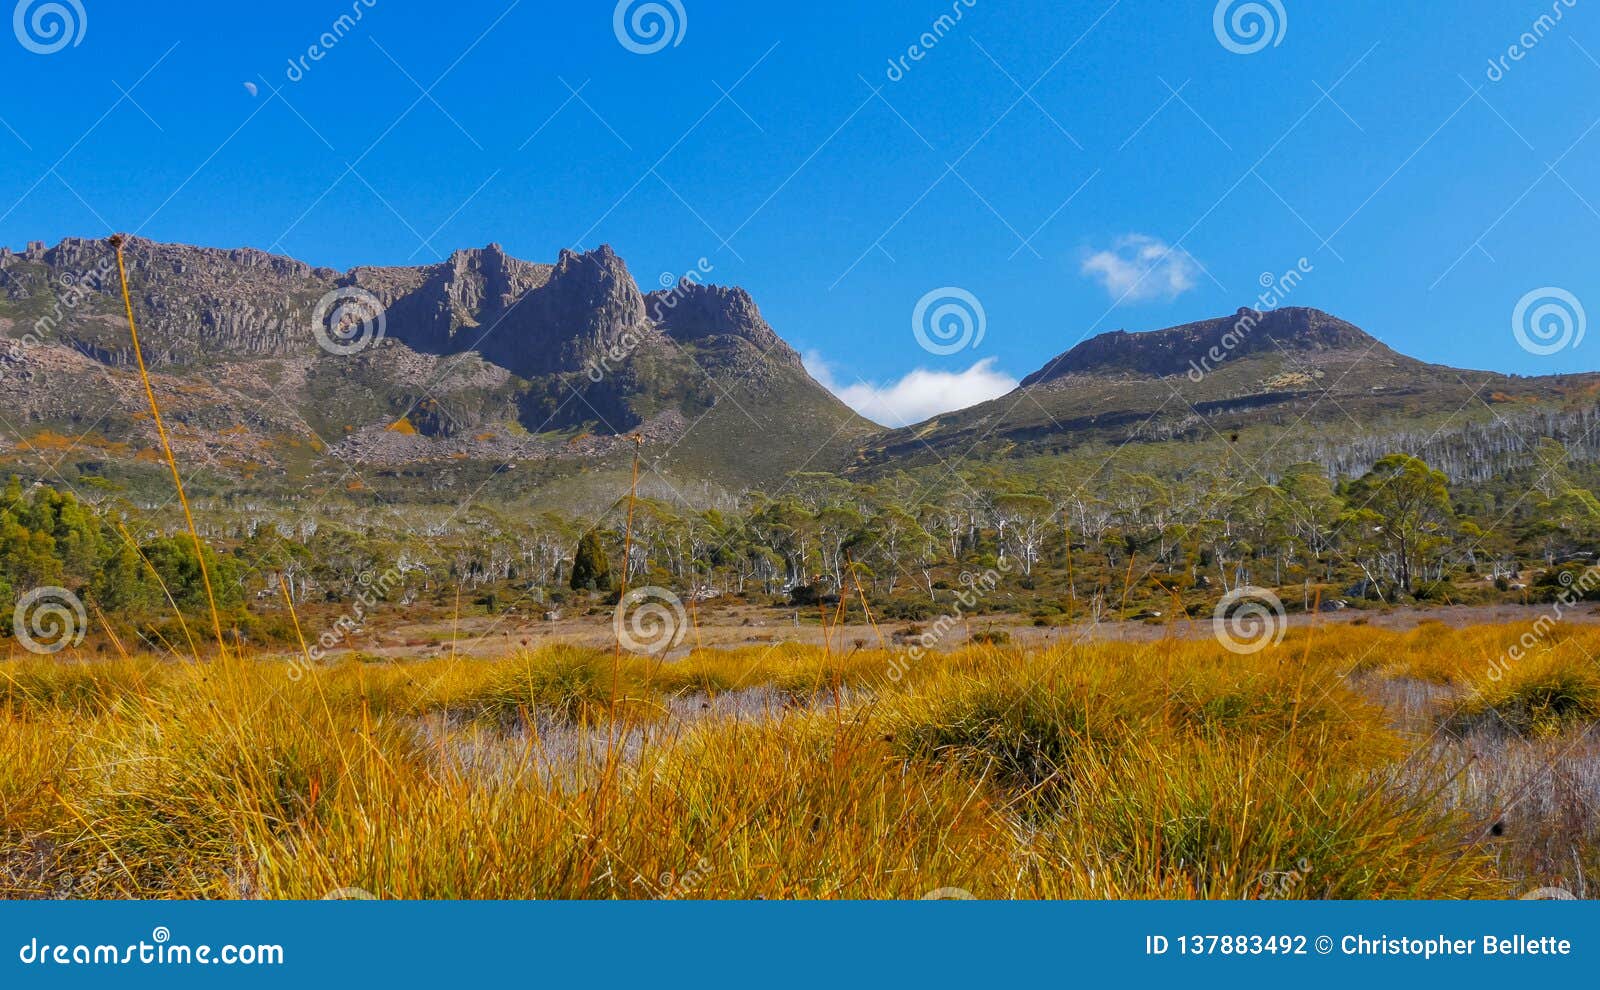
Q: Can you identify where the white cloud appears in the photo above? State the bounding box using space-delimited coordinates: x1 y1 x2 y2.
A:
804 352 1019 428
1081 233 1201 302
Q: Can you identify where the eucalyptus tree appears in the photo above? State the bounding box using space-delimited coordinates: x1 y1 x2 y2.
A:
814 505 865 592
1342 454 1455 593
863 506 934 592
993 493 1054 576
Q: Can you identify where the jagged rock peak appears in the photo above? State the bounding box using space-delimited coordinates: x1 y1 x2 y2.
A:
538 244 647 328
553 243 630 281
1021 306 1383 385
647 280 800 367
439 243 551 301
471 244 648 377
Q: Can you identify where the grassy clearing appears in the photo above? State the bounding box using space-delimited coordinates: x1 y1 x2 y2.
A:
3 622 1599 899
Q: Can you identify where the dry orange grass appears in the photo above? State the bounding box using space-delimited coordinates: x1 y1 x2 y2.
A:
4 621 1597 900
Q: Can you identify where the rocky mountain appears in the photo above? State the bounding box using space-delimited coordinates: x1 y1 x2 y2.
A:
0 236 877 504
4 235 1596 508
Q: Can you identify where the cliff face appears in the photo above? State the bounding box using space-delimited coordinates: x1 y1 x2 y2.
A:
353 244 553 356
1 236 337 364
478 245 650 377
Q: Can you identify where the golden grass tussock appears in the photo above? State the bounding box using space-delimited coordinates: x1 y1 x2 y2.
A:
1450 653 1600 739
4 622 1599 899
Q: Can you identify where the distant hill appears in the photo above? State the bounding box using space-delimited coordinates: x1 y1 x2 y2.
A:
850 306 1600 480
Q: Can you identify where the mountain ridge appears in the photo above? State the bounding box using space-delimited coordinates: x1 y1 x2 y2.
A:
0 235 875 496
6 235 1599 504
1018 306 1395 386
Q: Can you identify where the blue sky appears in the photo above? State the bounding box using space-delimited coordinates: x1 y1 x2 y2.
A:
1 0 1597 425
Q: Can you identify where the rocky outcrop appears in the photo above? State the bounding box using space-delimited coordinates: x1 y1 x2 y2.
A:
477 245 649 377
356 244 552 355
647 281 802 369
3 236 337 364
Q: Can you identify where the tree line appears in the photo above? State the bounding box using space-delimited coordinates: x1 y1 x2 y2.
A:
3 439 1598 647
